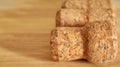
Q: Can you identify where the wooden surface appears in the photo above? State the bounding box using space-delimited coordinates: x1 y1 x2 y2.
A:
0 0 120 67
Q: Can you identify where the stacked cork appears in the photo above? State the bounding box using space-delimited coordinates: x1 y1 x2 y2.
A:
50 0 118 63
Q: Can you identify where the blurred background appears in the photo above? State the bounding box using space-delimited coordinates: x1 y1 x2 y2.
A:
0 0 119 34
0 0 64 33
0 0 120 67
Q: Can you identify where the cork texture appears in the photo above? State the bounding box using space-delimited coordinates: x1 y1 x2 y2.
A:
89 0 116 25
56 9 87 27
86 21 118 63
50 27 84 61
62 0 88 11
51 0 118 63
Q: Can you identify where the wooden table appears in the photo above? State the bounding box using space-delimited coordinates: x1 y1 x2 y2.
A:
0 0 120 67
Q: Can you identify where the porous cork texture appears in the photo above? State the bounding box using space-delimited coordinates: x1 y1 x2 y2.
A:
50 27 84 61
56 9 87 27
86 21 118 63
89 0 116 25
62 0 88 11
50 0 118 63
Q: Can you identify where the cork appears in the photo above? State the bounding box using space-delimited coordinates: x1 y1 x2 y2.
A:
50 0 118 63
62 0 88 11
50 27 84 61
89 0 116 25
86 21 118 63
56 9 87 27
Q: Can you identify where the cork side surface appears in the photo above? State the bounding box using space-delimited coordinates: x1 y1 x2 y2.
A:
86 22 118 63
56 9 87 27
50 27 84 61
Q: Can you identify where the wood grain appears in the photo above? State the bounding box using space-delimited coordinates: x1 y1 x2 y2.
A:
0 0 120 67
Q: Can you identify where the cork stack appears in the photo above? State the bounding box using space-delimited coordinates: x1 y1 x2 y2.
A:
50 0 118 63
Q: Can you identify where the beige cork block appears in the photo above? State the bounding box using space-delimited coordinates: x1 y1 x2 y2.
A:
56 9 87 27
50 27 84 61
86 21 118 63
89 0 116 25
62 0 88 11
